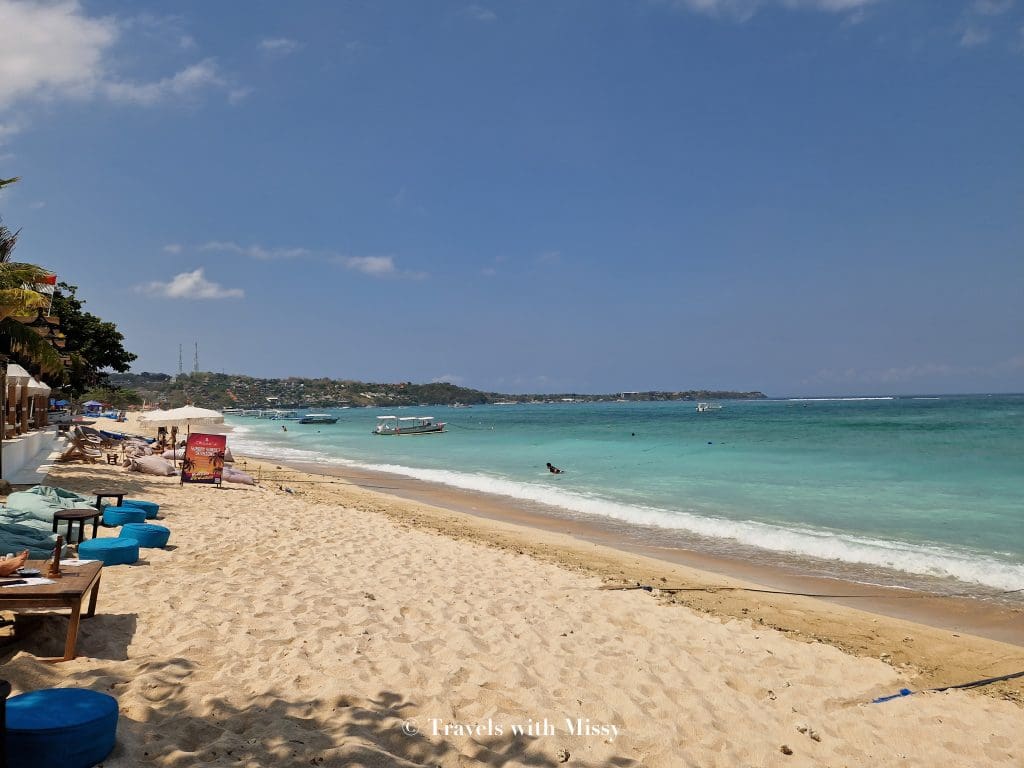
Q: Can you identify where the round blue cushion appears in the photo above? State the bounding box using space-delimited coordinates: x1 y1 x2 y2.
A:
5 687 118 768
119 523 170 548
121 498 159 519
78 538 139 566
102 506 147 526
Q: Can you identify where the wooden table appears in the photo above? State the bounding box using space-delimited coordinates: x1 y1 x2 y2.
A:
0 560 103 662
52 509 102 543
94 492 125 510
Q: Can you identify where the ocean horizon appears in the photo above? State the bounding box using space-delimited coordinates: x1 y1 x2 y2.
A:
226 394 1024 602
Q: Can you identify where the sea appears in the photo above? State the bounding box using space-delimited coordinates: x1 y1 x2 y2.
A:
227 395 1024 603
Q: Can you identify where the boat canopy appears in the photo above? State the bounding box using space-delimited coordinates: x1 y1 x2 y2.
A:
377 415 398 420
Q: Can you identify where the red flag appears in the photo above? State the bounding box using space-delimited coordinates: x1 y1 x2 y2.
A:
37 274 57 286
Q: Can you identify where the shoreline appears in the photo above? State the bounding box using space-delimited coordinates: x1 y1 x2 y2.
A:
227 454 1024 704
5 424 1021 765
117 412 1024 692
245 456 1024 649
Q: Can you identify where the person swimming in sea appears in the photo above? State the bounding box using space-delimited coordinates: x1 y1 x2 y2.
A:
546 462 564 474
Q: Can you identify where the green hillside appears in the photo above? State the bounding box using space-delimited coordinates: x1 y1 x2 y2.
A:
104 372 766 410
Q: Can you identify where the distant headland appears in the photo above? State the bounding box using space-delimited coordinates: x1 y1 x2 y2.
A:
105 372 766 410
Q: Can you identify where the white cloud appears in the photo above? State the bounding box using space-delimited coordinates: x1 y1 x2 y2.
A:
103 59 226 106
960 24 992 46
0 1 236 111
464 5 498 22
137 268 244 300
259 38 301 56
228 87 254 105
200 241 310 260
340 255 396 276
199 239 424 278
666 0 880 21
973 0 1014 15
0 0 116 108
163 243 183 254
432 374 466 385
29 200 45 209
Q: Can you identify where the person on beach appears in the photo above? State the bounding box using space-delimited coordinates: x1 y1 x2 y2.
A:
546 462 564 474
0 550 29 577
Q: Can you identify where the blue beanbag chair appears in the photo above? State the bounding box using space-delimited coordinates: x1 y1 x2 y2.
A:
119 523 170 548
78 538 139 566
102 506 147 527
120 499 159 519
5 687 118 768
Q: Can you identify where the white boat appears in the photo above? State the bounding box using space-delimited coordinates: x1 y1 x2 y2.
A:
223 408 244 415
373 415 446 435
264 409 300 420
299 413 339 424
696 402 723 412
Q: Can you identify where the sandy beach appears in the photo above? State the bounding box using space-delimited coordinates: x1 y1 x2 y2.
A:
1 421 1022 767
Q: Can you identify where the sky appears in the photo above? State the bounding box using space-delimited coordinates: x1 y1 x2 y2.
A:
0 0 1022 397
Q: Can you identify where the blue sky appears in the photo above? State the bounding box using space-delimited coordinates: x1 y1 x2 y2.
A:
1 0 1022 396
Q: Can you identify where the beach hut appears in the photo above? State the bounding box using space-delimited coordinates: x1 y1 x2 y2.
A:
82 400 104 417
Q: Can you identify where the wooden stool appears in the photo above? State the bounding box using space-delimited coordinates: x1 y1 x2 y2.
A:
105 453 119 465
94 492 125 510
52 509 102 542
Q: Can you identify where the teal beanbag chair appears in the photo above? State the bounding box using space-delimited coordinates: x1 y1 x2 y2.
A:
120 499 159 519
5 687 118 768
102 507 146 527
78 538 139 566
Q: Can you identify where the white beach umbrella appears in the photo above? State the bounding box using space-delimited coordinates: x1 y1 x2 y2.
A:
6 363 30 387
139 405 225 428
26 377 46 397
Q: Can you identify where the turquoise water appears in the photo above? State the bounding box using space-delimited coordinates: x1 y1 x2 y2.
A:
228 396 1024 598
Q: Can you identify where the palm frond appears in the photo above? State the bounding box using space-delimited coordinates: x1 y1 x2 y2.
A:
0 262 53 288
0 317 65 377
0 288 48 321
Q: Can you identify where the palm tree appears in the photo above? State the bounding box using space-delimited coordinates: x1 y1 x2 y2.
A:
0 178 64 376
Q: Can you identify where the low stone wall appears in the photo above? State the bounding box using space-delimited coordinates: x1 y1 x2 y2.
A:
1 427 59 481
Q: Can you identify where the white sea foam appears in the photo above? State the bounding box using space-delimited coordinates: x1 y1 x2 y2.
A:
228 428 1024 594
787 397 896 402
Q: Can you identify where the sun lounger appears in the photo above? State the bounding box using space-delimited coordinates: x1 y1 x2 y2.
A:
76 425 118 448
56 430 104 463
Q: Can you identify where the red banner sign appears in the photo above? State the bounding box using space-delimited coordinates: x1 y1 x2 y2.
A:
181 433 227 485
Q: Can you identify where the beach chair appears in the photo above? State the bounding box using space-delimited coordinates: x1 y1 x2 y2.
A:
55 430 104 464
76 425 118 449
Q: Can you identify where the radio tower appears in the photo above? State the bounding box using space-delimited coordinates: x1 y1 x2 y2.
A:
178 344 183 377
193 342 199 374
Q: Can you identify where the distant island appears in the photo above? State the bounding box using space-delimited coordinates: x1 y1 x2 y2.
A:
103 372 766 410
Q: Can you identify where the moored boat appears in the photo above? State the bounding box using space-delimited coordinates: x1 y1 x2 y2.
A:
373 415 446 435
299 413 339 424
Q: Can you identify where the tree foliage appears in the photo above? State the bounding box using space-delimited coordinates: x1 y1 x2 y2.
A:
81 386 143 409
49 282 137 396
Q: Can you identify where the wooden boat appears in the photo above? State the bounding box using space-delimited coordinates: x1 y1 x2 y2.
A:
299 413 339 424
373 415 446 435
